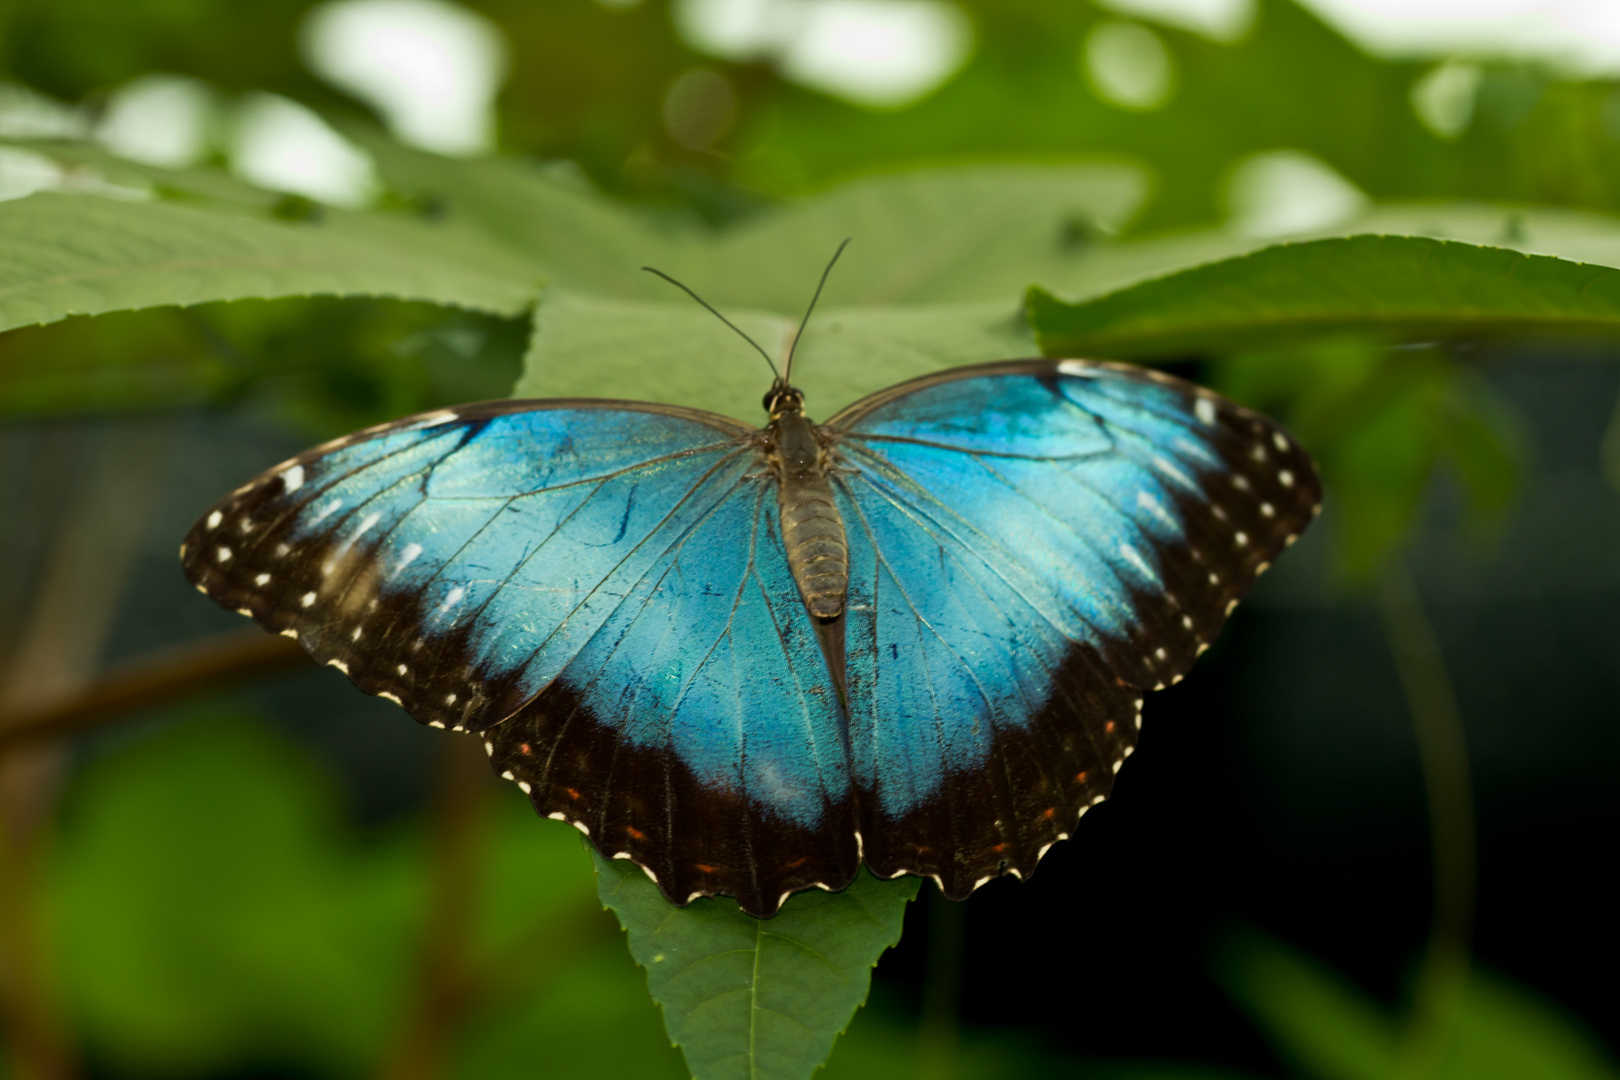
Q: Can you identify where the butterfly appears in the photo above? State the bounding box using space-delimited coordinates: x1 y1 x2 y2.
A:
181 256 1320 917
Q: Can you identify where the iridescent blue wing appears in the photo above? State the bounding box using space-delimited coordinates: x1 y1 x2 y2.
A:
823 359 1321 898
485 479 859 916
181 399 856 916
182 400 758 735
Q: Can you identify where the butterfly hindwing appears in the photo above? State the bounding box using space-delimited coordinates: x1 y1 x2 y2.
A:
486 476 860 916
826 359 1321 893
181 400 756 733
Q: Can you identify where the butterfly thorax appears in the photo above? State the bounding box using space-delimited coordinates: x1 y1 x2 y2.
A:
765 393 848 620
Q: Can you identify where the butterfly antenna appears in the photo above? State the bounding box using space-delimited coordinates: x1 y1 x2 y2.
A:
783 237 850 386
641 266 780 380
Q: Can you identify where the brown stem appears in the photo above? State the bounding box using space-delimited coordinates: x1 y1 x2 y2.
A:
1378 567 1476 1077
0 631 307 757
376 734 493 1080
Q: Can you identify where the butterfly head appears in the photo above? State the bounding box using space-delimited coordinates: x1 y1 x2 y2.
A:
763 381 806 419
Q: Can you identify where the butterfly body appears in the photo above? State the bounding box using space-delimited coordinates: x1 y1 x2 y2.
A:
182 359 1320 916
766 396 849 620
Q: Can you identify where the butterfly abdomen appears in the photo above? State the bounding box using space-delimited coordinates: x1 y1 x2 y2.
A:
768 410 848 619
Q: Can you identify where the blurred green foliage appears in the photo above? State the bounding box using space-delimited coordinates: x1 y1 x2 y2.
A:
3 0 1620 1077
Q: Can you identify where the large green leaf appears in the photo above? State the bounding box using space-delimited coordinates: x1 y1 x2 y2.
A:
1028 235 1620 359
518 290 1026 421
593 852 919 1080
516 162 1144 418
0 188 543 332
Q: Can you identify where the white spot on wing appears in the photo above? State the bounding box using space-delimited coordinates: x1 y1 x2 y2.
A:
254 572 271 586
1279 469 1295 487
1136 489 1177 529
310 498 342 526
215 546 232 563
300 591 317 607
1057 359 1099 378
438 586 465 614
280 464 305 493
517 781 532 793
378 692 402 705
1151 455 1196 490
1194 397 1216 425
1118 543 1157 582
1273 432 1289 451
206 510 223 530
395 543 423 576
327 659 349 674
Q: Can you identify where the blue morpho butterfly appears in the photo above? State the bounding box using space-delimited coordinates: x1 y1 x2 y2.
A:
182 244 1321 917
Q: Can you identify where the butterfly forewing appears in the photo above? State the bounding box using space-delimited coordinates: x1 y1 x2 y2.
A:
181 400 757 734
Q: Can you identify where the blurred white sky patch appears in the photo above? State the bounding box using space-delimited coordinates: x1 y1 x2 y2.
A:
230 93 380 207
1085 21 1175 110
96 75 217 167
1096 0 1255 43
0 146 151 202
1298 0 1620 73
1226 150 1369 239
0 83 89 139
675 0 972 108
302 0 508 155
1411 61 1483 139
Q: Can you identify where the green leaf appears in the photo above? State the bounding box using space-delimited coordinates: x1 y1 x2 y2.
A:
592 851 920 1080
1028 235 1620 359
0 188 543 333
518 162 1144 418
50 711 422 1075
519 291 1026 422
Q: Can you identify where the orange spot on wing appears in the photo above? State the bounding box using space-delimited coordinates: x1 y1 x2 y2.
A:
1076 771 1089 784
1105 720 1116 734
991 843 1007 854
519 743 532 755
784 857 808 869
566 787 581 800
626 826 645 841
1042 807 1056 819
696 863 717 874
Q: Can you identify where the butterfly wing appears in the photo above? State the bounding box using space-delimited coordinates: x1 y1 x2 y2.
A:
485 479 860 917
824 359 1321 897
182 398 858 916
181 399 759 734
